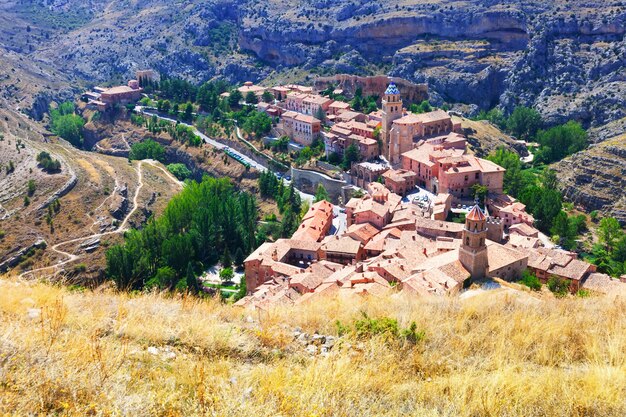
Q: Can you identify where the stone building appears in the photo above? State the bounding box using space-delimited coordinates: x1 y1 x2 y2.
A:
381 81 462 166
280 111 321 146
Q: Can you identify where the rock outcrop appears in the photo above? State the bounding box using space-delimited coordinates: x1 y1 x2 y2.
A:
553 134 626 224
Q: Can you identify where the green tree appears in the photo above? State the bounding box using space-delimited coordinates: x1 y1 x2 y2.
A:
261 91 274 103
471 184 488 203
222 246 232 269
519 269 541 291
475 108 506 129
534 121 588 164
129 139 166 162
280 207 299 238
27 180 36 196
229 90 243 108
219 267 234 283
186 263 200 294
598 217 622 252
507 106 542 141
184 102 194 121
167 163 192 180
234 247 245 267
342 144 361 170
314 183 331 203
50 103 85 147
245 91 258 105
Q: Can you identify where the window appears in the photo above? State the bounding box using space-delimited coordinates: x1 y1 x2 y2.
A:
475 173 479 179
464 175 468 181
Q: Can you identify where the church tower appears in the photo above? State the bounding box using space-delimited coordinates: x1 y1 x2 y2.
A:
458 203 489 280
381 81 403 163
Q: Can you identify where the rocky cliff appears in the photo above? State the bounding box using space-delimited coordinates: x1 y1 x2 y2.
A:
4 0 625 128
553 132 626 224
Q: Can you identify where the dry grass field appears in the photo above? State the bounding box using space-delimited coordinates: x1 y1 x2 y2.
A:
1 276 626 416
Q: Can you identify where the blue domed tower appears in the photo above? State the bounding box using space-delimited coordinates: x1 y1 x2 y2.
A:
382 81 403 163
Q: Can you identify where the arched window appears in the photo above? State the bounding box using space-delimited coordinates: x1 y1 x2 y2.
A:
465 237 470 246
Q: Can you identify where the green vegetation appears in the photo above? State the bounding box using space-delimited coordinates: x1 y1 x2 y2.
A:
106 177 257 291
258 171 303 239
550 211 587 250
408 100 433 114
350 88 379 114
239 110 272 138
534 121 588 164
219 267 234 283
476 106 587 164
245 91 258 105
547 276 571 298
269 136 290 153
167 163 192 180
506 106 543 141
336 312 425 345
314 184 331 203
342 143 361 170
487 148 563 234
169 124 202 147
27 180 36 196
519 269 542 291
584 217 626 277
36 151 61 173
49 102 84 147
129 139 166 162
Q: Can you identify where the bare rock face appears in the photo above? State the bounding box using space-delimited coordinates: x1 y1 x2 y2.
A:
4 0 625 129
553 135 626 224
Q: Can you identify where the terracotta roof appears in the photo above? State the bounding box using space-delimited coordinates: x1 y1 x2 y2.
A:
347 223 381 244
394 109 450 125
103 86 136 95
466 205 486 221
485 241 527 272
508 223 539 237
321 236 362 255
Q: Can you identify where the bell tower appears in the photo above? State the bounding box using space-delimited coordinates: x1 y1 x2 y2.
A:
381 81 402 163
459 203 489 280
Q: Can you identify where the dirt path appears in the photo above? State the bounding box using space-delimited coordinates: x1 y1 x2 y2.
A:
144 159 184 188
19 161 146 279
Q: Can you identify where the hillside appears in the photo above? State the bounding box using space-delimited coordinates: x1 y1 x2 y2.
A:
2 276 626 416
554 131 626 223
0 1 623 128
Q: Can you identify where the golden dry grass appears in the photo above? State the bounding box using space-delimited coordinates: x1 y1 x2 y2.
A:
1 277 626 416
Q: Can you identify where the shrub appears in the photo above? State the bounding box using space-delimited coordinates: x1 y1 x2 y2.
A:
36 151 61 173
338 312 425 345
547 276 571 297
519 270 541 291
167 163 192 180
27 180 36 196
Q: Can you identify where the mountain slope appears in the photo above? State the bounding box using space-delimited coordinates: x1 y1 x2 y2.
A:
3 0 625 128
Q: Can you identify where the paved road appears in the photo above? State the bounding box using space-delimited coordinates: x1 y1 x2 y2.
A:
136 106 318 206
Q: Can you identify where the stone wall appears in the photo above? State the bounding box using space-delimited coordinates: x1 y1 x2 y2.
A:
314 75 428 104
291 167 347 204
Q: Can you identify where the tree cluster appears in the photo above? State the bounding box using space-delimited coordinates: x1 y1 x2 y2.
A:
129 139 166 162
49 102 84 147
36 151 61 173
106 177 257 291
258 171 302 238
